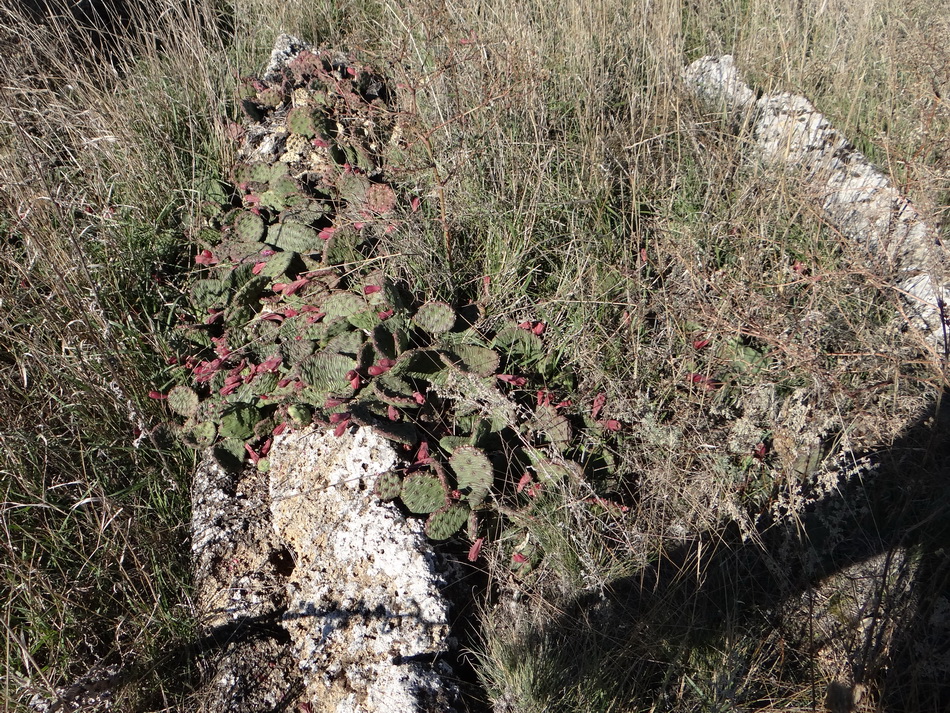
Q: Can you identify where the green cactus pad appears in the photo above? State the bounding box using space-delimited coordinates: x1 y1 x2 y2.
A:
232 372 278 403
300 352 355 392
189 420 217 447
190 278 227 310
449 445 493 508
391 349 448 379
167 385 200 417
372 373 419 407
267 220 321 253
532 403 571 449
412 301 456 335
259 191 287 213
348 309 381 331
510 540 541 576
247 162 275 183
260 176 302 212
225 262 255 290
371 325 397 360
256 87 283 107
446 344 500 378
300 321 329 343
269 175 298 197
287 106 319 137
321 225 363 266
323 292 369 320
400 473 447 514
357 341 376 371
438 436 469 453
493 323 544 363
287 404 312 426
226 276 268 326
259 250 299 279
281 336 316 365
233 210 265 242
425 503 470 541
532 458 582 483
213 437 249 470
324 329 365 357
218 406 259 440
374 470 403 501
285 207 329 225
336 171 370 204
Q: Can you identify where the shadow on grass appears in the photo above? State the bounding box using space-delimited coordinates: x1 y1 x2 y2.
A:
516 393 950 711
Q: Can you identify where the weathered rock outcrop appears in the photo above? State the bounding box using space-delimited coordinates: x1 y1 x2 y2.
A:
191 426 460 712
270 426 458 712
684 55 949 352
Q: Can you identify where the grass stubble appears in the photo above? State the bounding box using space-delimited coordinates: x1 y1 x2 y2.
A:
1 0 948 710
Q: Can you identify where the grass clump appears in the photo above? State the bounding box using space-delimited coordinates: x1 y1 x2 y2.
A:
1 0 260 708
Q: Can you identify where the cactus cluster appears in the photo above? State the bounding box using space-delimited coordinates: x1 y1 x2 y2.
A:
163 46 627 570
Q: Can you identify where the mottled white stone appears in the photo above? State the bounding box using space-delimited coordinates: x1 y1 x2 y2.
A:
269 425 457 712
684 55 950 350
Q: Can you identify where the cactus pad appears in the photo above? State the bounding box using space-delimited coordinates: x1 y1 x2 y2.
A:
189 420 217 447
323 292 369 320
233 210 265 242
493 323 544 362
300 352 355 391
412 301 456 335
286 106 319 137
256 87 284 107
449 446 493 508
336 171 370 204
425 503 470 540
287 404 312 426
259 250 298 279
447 344 500 378
374 470 403 501
190 278 227 310
400 473 447 514
218 405 259 440
532 403 571 449
372 373 419 406
324 329 365 357
267 220 321 253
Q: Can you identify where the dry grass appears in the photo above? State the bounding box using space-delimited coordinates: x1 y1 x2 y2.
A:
2 0 949 710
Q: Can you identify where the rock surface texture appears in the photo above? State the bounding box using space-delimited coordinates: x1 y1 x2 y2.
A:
191 426 459 712
684 55 949 352
270 426 458 712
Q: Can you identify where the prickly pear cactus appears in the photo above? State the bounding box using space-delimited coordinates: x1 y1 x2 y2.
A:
425 503 470 541
449 446 492 508
401 473 448 514
374 470 403 501
161 41 627 567
413 301 456 335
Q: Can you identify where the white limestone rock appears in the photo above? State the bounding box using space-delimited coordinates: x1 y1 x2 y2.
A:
684 55 950 350
269 425 458 713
